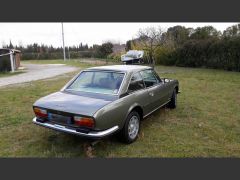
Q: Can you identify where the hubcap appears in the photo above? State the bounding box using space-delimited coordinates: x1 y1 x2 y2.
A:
128 115 139 140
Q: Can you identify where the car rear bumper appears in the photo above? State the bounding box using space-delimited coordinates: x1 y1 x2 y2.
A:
32 117 119 138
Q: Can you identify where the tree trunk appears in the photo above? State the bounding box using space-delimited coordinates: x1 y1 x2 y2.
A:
149 51 153 64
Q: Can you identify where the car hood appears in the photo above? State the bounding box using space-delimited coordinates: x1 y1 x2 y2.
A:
33 91 118 116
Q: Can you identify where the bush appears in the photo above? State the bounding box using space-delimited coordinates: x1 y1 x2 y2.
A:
154 46 175 65
160 37 240 72
79 51 93 58
107 53 122 63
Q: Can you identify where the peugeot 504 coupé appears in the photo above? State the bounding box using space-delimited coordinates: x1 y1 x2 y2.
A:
33 65 179 143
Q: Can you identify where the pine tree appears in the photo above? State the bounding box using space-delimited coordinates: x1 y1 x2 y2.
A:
9 40 14 49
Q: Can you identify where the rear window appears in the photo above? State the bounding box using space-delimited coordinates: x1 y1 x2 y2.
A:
66 71 125 95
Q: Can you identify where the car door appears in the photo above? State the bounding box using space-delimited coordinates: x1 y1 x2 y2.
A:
127 72 153 115
152 70 171 104
139 69 169 111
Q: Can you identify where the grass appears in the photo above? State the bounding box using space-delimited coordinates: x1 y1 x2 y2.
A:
0 59 240 157
22 58 118 68
0 71 25 78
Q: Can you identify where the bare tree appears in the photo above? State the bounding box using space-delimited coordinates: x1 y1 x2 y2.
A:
137 27 164 66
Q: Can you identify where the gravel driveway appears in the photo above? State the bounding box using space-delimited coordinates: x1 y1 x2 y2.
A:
0 63 79 87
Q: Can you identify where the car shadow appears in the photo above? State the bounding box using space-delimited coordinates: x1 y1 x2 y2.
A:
43 106 171 157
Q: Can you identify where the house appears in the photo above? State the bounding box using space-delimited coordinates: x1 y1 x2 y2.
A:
0 48 21 72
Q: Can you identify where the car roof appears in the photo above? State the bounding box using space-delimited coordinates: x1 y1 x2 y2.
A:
87 65 152 72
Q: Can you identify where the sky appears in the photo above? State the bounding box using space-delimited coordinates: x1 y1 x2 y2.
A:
0 23 238 48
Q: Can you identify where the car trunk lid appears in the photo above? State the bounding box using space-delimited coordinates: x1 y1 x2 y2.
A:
34 91 117 117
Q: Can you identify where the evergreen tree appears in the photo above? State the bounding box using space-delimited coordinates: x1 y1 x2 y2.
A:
9 40 14 49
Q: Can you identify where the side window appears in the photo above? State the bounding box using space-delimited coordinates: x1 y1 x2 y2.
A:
140 70 158 88
128 72 145 93
153 70 162 83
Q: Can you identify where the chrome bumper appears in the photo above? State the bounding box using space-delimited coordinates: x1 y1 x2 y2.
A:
32 117 119 138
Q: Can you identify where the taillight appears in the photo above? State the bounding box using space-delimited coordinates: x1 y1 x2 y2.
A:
34 107 47 118
74 116 95 128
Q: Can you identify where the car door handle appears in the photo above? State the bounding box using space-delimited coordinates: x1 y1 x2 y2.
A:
149 92 154 96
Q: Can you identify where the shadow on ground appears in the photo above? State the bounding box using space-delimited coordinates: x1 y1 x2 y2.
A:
33 107 169 158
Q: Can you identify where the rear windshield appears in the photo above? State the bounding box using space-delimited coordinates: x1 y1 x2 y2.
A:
66 71 125 95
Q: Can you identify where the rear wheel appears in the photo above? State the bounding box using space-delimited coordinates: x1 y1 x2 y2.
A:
118 111 140 144
168 89 177 109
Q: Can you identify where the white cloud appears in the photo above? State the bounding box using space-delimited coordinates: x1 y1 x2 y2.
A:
0 22 238 47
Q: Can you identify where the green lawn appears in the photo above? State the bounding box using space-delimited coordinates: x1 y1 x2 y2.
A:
0 71 25 78
0 60 240 157
22 58 117 68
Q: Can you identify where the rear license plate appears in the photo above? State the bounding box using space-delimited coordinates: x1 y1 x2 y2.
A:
48 113 72 125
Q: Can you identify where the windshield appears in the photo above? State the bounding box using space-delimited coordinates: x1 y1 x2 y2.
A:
66 71 125 95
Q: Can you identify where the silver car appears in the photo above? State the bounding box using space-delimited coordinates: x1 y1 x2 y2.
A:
33 65 179 143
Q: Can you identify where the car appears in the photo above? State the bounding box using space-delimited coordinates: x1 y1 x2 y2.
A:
32 65 180 143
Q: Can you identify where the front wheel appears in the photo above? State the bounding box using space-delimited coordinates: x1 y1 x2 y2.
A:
118 111 140 144
168 89 177 109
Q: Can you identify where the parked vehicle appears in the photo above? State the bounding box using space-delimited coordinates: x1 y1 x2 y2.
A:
33 65 180 143
121 50 144 64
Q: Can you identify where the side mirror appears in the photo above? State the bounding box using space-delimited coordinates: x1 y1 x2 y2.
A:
163 78 170 83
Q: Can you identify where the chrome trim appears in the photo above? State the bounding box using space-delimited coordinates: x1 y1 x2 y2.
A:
32 117 119 138
143 100 170 118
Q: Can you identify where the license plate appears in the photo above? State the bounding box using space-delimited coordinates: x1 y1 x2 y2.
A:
48 113 72 125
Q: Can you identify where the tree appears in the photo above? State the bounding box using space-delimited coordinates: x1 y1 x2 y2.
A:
223 24 240 38
190 26 221 40
137 27 164 65
125 40 132 51
79 43 83 50
162 26 191 48
95 42 113 58
9 40 14 49
84 44 89 50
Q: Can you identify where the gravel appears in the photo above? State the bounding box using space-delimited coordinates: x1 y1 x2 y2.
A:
0 63 79 87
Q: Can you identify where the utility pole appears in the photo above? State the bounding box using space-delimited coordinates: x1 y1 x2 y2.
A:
61 22 66 61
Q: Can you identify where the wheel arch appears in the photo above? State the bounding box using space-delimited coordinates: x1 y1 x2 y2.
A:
175 85 179 94
127 104 144 121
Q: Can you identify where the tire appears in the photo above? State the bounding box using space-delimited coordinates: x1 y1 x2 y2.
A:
118 111 140 144
168 89 177 109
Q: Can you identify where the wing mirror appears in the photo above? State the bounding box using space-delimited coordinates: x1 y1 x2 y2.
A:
163 78 170 83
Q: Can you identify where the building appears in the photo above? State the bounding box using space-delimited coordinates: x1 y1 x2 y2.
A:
0 48 21 72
